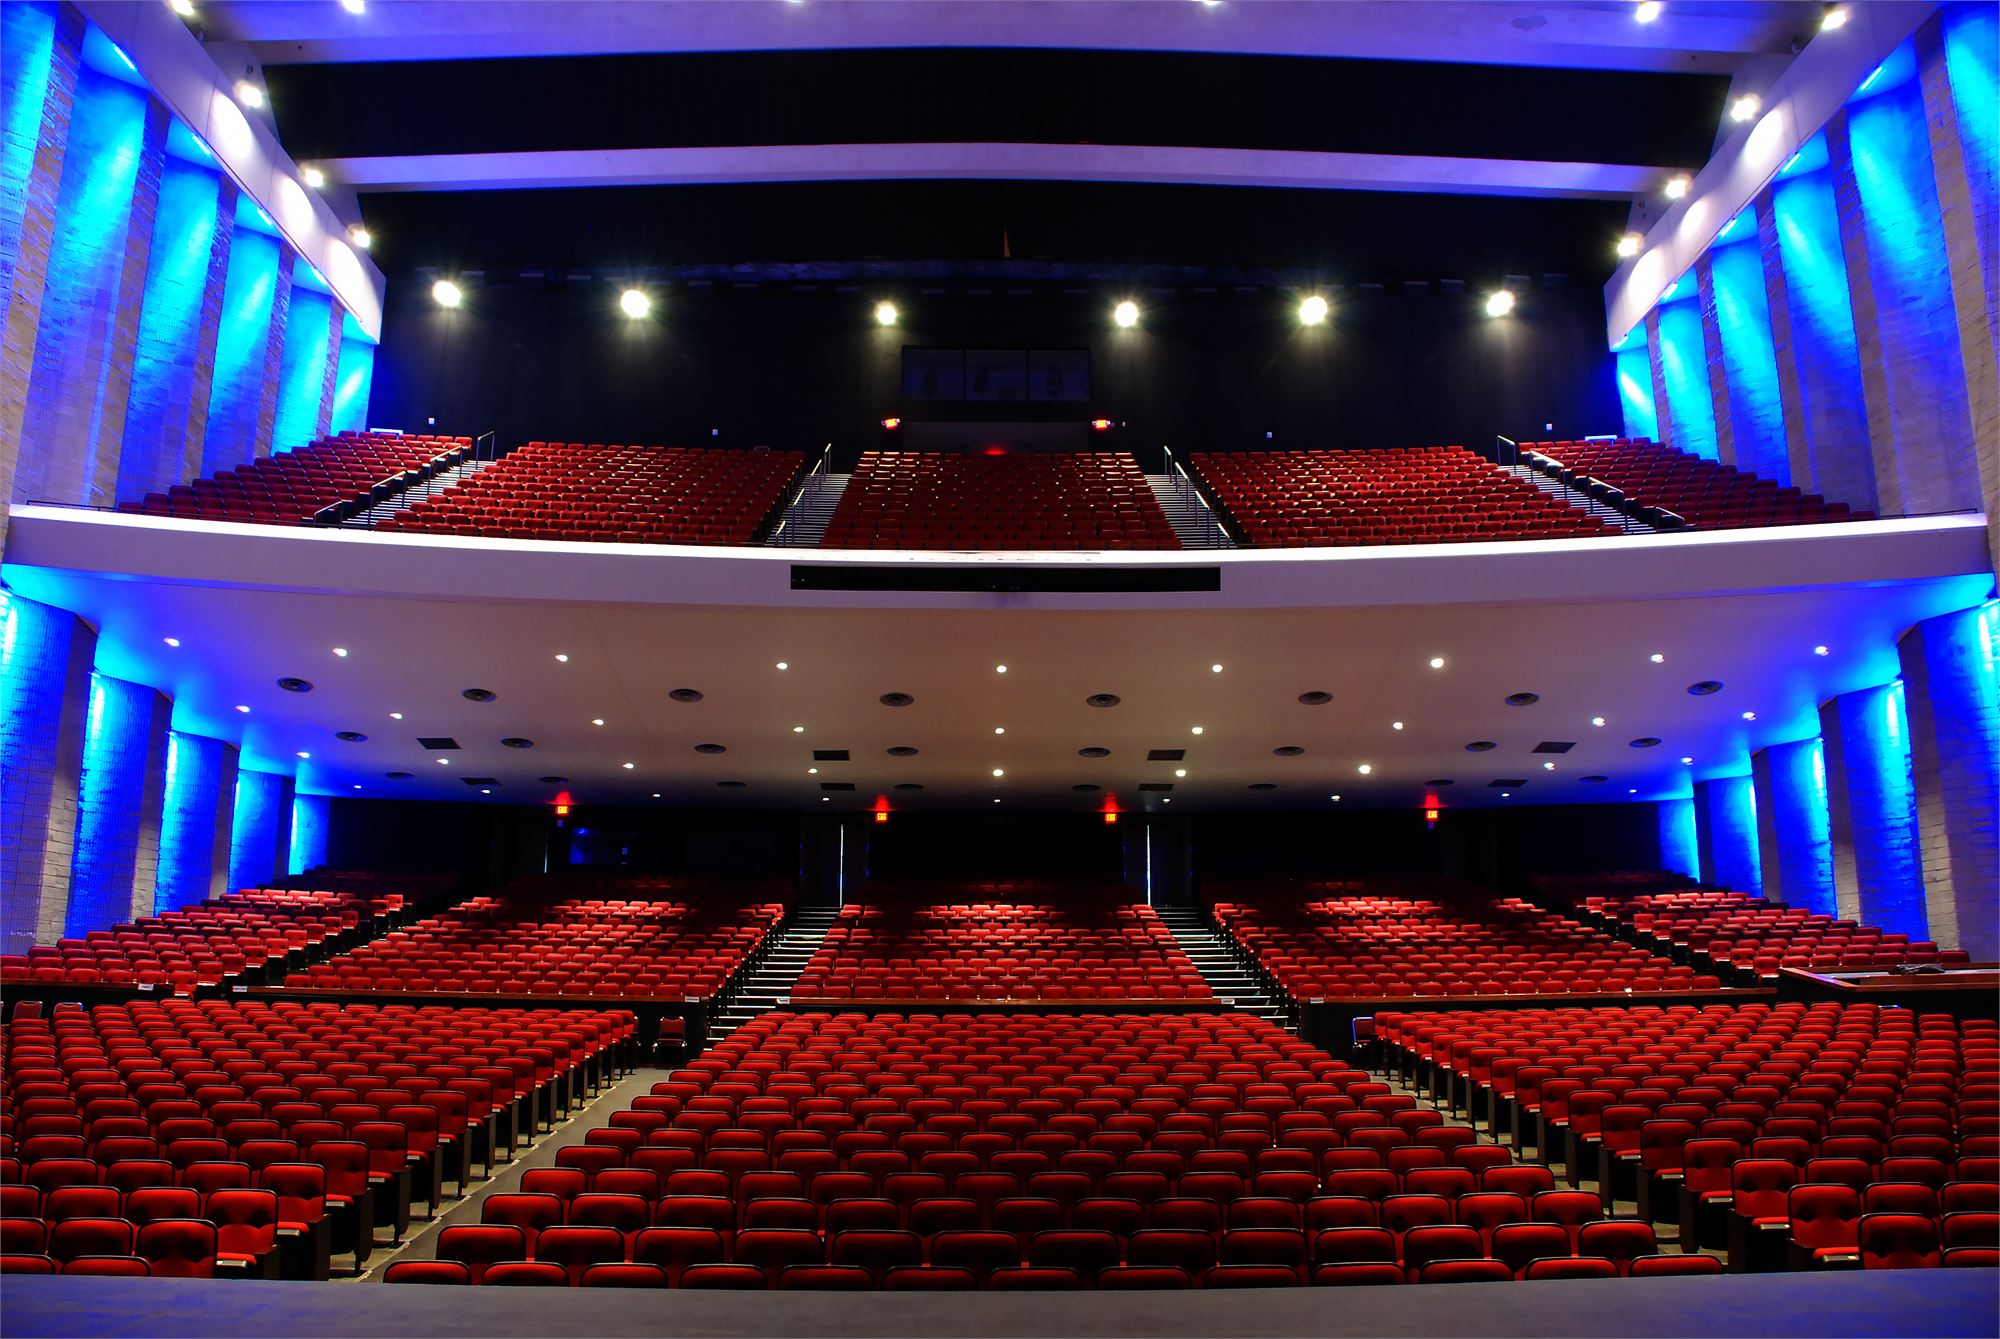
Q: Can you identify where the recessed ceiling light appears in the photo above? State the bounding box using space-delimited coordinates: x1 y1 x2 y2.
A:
432 279 462 309
1330 794 1341 801
436 758 449 765
1634 0 1662 21
623 762 635 769
1298 294 1329 326
1649 653 1666 664
995 727 1006 735
1730 93 1761 123
170 0 196 15
1190 726 1204 735
995 665 1008 674
994 798 1002 804
352 784 362 790
1358 763 1373 775
341 0 366 11
163 637 180 647
390 712 404 720
1543 762 1556 770
808 767 818 775
592 718 605 726
296 751 310 759
1391 722 1404 731
1813 645 1829 656
776 662 789 670
235 80 264 108
302 165 325 189
1113 300 1139 328
1501 792 1512 798
332 647 348 657
1630 788 1638 794
1429 657 1446 670
480 788 491 795
874 300 898 326
619 289 650 319
1820 4 1848 31
1682 756 1694 765
349 226 372 250
1616 233 1642 258
235 705 250 713
823 796 831 802
992 768 1005 777
1162 797 1172 804
652 793 662 799
793 725 806 733
1664 175 1692 200
1174 769 1187 778
554 653 568 663
1484 290 1515 317
1742 710 1757 720
1211 664 1224 673
1591 716 1606 727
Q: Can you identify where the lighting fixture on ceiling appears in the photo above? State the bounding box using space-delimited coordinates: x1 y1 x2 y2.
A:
995 727 1006 735
1634 0 1662 21
1820 5 1848 31
1429 657 1446 669
1592 716 1606 727
592 718 605 726
1113 300 1139 328
390 712 402 719
874 301 898 326
1617 233 1642 258
1191 726 1204 735
1330 795 1341 802
436 758 449 765
995 664 1007 674
302 166 325 189
432 279 462 309
1649 652 1665 663
235 80 264 109
1211 664 1223 673
341 0 366 12
993 769 1005 778
1174 769 1187 778
349 227 372 250
1682 756 1695 765
163 637 180 647
1742 711 1757 721
332 647 348 657
623 762 635 769
554 654 568 663
1813 645 1829 656
170 0 197 15
1730 94 1762 123
1358 763 1373 775
235 705 249 713
776 661 789 670
1298 295 1329 326
793 725 806 733
1391 722 1404 731
1484 290 1515 317
1664 175 1692 200
1543 762 1556 770
619 289 650 319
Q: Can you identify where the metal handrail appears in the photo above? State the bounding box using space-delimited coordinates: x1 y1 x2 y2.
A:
764 442 833 545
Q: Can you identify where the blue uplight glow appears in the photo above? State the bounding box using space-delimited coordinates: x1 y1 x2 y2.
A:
274 284 335 453
1848 42 1917 103
1707 236 1789 483
1615 346 1659 442
120 156 226 503
1655 300 1719 461
330 338 377 436
202 228 283 474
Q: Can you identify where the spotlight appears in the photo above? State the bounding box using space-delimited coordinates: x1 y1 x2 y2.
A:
1617 233 1642 258
349 227 372 250
1174 769 1187 778
1820 4 1848 30
1813 645 1829 656
1190 726 1204 735
995 665 1007 674
1730 94 1761 123
1211 664 1223 673
1484 290 1515 317
1358 763 1373 775
1089 418 1113 432
341 0 366 11
1391 722 1404 731
555 653 569 663
1664 175 1692 200
1592 716 1607 727
874 301 898 326
302 166 326 189
1330 794 1341 802
432 279 462 309
592 718 605 726
1543 761 1557 771
436 758 449 765
235 705 250 713
235 80 265 109
992 769 1005 778
1429 657 1446 670
296 751 310 759
619 289 650 319
1113 300 1139 328
332 647 349 657
995 727 1006 735
793 725 805 733
170 0 196 15
1742 711 1757 721
1649 652 1666 663
776 662 789 670
389 712 403 719
623 762 635 770
1634 0 1662 21
1298 294 1329 326
163 637 181 647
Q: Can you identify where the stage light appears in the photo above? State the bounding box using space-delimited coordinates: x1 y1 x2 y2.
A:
303 166 326 189
1820 5 1848 30
1113 300 1139 328
236 80 264 109
170 0 196 15
1426 807 1440 822
619 289 650 319
1730 94 1761 123
1484 290 1515 317
1104 812 1118 825
1299 294 1329 325
1664 175 1691 199
432 279 462 309
1617 233 1642 258
349 227 372 250
1634 0 1662 21
875 301 898 326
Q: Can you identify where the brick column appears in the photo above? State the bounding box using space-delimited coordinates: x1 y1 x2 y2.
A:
1750 738 1836 916
1829 99 1981 518
1644 308 1675 453
1698 238 1790 484
290 793 330 876
1694 254 1740 467
253 255 295 460
1819 682 1926 938
1656 797 1698 879
0 593 95 954
154 732 239 914
0 1 80 548
1694 775 1762 894
65 674 173 936
1918 7 2000 566
229 769 296 894
200 230 292 475
15 73 166 509
1897 605 2000 959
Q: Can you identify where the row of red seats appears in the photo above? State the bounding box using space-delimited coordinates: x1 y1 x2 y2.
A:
1 885 406 992
120 433 459 525
822 451 1180 551
282 888 784 998
1208 883 1720 999
1520 439 1868 529
380 443 801 545
1191 447 1613 547
792 900 1210 1001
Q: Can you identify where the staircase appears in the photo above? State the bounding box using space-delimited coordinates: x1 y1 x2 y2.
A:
708 907 840 1042
1153 906 1290 1027
344 456 493 528
766 473 851 547
1147 475 1237 549
1502 463 1654 535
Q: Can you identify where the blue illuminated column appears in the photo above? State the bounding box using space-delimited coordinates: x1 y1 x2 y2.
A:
330 317 377 435
1646 295 1718 460
1750 738 1835 917
1696 232 1789 483
1918 6 1999 559
0 1 81 536
1819 682 1925 937
65 673 173 936
1897 604 2000 959
16 66 167 508
1759 159 1877 513
228 769 296 895
0 592 96 953
289 793 330 876
118 162 236 503
201 224 294 474
154 731 239 914
1830 81 1979 518
273 275 336 452
1693 775 1762 893
1656 797 1698 879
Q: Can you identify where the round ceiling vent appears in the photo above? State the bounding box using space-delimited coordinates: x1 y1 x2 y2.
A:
1581 775 1609 784
1425 779 1456 787
879 692 914 707
1248 782 1278 791
462 688 496 703
716 780 747 788
1629 737 1662 749
537 775 569 784
1298 691 1332 706
1687 680 1725 696
1071 783 1101 792
668 688 704 703
1272 745 1305 757
1505 692 1540 707
277 677 313 693
886 746 919 757
694 743 727 754
501 737 534 749
383 771 413 779
1086 693 1122 709
1464 741 1498 752
334 731 367 742
1078 747 1111 758
894 782 924 791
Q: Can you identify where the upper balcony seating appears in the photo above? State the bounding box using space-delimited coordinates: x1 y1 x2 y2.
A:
1539 874 1970 977
0 885 408 994
821 451 1180 550
1518 439 1870 529
790 889 1211 1001
1208 883 1720 1001
1190 446 1611 548
121 433 457 525
282 880 786 999
379 442 802 545
0 998 630 1279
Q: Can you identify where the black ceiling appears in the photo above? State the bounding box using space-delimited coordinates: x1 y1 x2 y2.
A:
356 179 1632 285
268 47 1729 167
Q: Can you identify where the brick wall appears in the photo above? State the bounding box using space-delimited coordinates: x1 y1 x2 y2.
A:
288 792 330 876
199 228 288 475
64 673 171 937
228 769 295 896
0 593 93 954
1750 737 1836 916
1819 682 1927 939
154 730 239 913
1699 237 1791 485
1694 774 1762 894
1898 605 2000 959
1656 796 1699 879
